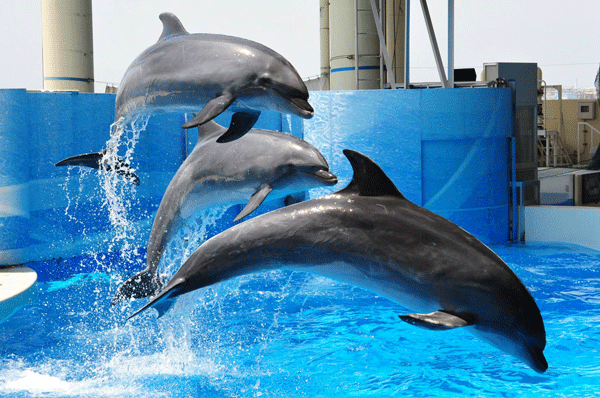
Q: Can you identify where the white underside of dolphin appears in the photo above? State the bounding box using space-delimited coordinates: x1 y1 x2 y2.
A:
128 149 548 374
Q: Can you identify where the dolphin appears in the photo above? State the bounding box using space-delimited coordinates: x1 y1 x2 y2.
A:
128 149 548 373
115 12 314 142
112 120 337 303
55 150 141 185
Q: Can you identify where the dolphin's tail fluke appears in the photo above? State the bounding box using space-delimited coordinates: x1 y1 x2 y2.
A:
127 277 186 320
55 150 141 185
55 152 104 169
111 269 162 305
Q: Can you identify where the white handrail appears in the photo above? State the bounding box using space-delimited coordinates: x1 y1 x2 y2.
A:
577 122 600 164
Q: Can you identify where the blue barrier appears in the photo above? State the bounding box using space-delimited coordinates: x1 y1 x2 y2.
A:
0 86 513 268
304 88 513 244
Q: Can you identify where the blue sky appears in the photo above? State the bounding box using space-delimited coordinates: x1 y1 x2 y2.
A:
1 0 598 91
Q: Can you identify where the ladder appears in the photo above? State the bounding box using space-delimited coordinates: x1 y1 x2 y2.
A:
537 130 573 167
355 0 383 89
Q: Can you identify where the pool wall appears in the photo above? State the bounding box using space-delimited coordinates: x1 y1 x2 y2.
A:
0 87 514 267
304 88 514 243
524 205 600 251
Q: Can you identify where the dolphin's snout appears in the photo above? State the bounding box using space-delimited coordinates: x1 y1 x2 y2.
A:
289 97 314 118
526 345 548 373
313 169 338 184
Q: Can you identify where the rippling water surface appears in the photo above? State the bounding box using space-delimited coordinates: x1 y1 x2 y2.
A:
2 112 599 396
1 239 599 397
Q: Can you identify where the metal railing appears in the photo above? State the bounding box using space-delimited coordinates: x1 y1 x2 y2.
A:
577 122 600 164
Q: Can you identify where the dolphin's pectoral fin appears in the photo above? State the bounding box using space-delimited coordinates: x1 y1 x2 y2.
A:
234 184 273 222
182 93 236 129
216 111 261 143
284 193 304 206
399 311 472 331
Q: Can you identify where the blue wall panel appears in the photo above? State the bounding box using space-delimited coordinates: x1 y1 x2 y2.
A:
304 89 423 204
0 90 31 257
1 86 513 267
304 88 513 244
0 89 299 266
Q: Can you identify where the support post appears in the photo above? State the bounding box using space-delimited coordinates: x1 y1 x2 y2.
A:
419 0 449 88
369 0 396 88
448 0 454 88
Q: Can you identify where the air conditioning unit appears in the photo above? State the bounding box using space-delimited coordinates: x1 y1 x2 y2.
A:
578 101 596 120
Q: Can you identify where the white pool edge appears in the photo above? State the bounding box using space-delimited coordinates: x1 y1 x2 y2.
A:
524 205 600 252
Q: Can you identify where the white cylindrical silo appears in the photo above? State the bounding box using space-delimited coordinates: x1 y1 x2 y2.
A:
329 0 380 90
42 0 94 92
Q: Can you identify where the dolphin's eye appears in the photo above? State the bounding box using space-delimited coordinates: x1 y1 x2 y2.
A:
277 164 293 174
258 76 272 86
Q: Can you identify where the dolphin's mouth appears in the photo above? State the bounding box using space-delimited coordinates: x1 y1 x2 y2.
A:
308 169 338 184
289 97 314 118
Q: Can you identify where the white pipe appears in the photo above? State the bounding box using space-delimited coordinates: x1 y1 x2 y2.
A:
385 0 406 87
355 0 359 90
320 0 330 89
404 0 410 88
42 0 94 92
448 0 454 88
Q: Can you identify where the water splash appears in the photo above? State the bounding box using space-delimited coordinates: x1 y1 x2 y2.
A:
60 165 95 238
157 206 228 283
100 115 149 260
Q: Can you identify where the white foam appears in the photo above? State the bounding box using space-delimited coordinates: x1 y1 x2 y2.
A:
3 370 70 394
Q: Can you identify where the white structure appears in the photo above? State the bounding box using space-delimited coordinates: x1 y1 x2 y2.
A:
322 0 457 90
326 0 407 90
42 0 94 92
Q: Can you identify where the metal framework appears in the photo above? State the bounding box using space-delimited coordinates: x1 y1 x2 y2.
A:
358 0 455 89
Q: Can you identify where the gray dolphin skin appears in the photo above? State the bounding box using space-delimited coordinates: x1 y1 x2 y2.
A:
128 149 548 373
115 12 314 142
112 121 337 303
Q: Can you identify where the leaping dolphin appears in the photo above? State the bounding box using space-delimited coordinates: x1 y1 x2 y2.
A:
112 121 337 303
128 149 548 374
115 12 314 142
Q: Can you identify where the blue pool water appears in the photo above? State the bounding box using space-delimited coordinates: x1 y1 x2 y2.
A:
0 90 596 396
1 238 599 397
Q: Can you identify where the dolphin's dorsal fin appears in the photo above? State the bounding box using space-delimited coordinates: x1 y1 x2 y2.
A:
158 12 189 41
340 149 405 198
216 111 261 143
